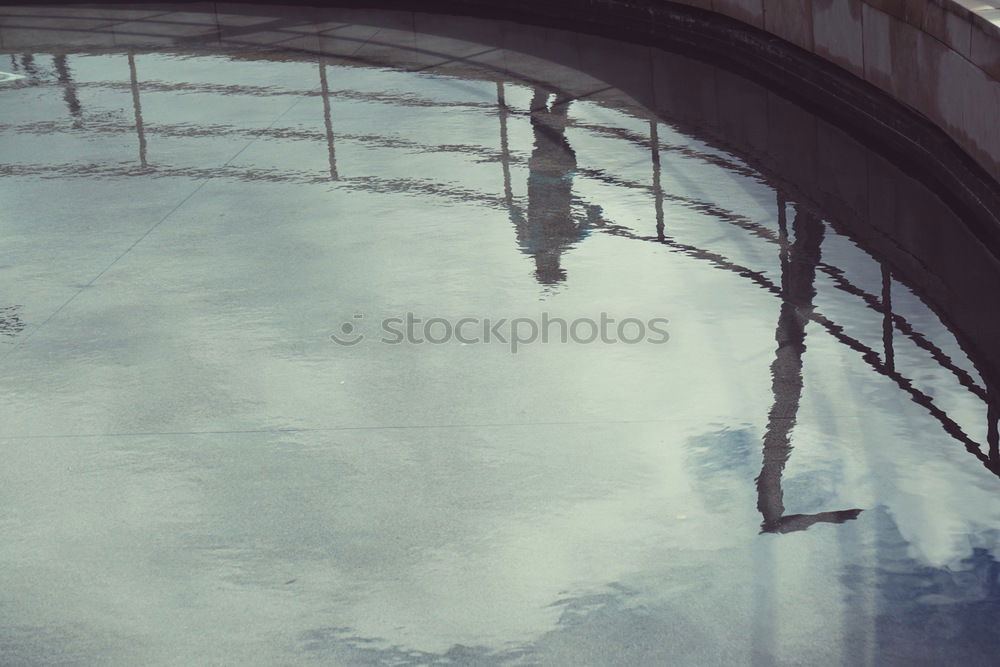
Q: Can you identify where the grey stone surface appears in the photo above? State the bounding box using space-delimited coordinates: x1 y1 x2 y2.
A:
666 0 1000 183
812 0 865 77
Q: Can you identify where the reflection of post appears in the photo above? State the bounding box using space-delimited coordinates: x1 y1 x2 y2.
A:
497 81 513 208
20 53 38 77
53 54 82 126
650 119 664 241
127 52 148 169
318 59 339 181
882 265 895 372
776 195 790 276
757 203 862 533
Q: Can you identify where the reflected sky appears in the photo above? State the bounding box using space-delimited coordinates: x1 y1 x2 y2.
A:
1 5 1000 666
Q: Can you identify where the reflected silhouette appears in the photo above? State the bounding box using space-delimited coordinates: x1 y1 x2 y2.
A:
756 200 862 533
508 87 591 285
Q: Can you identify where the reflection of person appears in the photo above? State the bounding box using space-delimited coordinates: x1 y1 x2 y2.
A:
511 88 591 285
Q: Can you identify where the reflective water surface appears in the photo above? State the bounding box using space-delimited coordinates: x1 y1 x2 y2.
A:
2 5 1000 666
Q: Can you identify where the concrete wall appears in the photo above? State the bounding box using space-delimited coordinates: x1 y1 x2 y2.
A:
665 0 1000 192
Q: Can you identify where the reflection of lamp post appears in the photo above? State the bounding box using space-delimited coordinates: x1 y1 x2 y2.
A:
318 58 339 181
19 53 38 77
882 265 895 372
756 199 862 534
497 81 513 208
650 119 665 241
53 54 82 128
127 51 148 168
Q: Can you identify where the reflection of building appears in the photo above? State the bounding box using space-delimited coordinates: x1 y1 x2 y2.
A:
508 87 591 285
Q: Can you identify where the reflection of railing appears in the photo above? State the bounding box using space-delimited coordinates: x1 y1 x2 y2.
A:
492 78 1000 518
5 45 1000 528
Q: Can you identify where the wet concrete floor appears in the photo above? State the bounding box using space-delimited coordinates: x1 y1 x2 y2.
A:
1 5 1000 665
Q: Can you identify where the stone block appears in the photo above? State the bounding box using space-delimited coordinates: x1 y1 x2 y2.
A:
922 1 973 58
862 4 894 94
971 17 1000 80
714 0 765 30
812 0 865 78
763 0 814 51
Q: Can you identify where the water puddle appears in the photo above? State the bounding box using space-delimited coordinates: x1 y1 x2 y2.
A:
1 6 999 665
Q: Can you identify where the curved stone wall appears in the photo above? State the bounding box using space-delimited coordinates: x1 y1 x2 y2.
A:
674 0 1000 188
8 1 1000 185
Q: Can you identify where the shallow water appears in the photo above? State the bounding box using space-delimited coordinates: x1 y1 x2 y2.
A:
1 6 1000 666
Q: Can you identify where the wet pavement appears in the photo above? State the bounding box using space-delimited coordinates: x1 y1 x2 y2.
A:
2 5 1000 666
